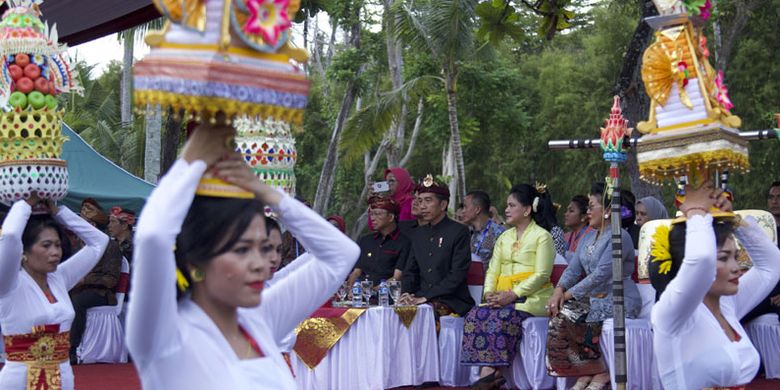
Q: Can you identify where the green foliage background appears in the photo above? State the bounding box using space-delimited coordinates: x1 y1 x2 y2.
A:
64 0 780 230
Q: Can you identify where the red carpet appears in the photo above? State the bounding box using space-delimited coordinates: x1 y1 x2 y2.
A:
65 363 780 389
74 364 140 389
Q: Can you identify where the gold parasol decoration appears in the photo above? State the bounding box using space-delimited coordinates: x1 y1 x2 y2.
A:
641 41 693 109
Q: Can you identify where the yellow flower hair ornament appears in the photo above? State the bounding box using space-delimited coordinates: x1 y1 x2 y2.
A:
176 268 190 292
650 224 672 274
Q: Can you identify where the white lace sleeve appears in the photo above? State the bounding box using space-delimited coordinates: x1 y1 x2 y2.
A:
652 215 716 336
125 159 207 366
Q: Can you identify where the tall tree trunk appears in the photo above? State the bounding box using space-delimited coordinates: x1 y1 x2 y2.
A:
444 67 467 207
313 78 360 213
716 0 761 72
399 97 424 167
325 17 338 69
383 0 406 167
120 29 134 129
442 138 457 210
613 0 659 199
143 104 162 183
160 109 183 176
303 16 309 49
313 4 362 214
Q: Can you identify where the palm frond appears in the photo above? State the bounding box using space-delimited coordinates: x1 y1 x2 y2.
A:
427 0 477 62
116 18 166 44
340 75 442 163
391 1 437 57
340 95 400 163
121 122 146 176
81 120 121 163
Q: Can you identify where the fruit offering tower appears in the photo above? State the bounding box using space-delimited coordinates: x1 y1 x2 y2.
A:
636 0 746 184
234 116 297 196
0 0 80 202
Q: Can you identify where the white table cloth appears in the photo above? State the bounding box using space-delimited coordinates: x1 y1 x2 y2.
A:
744 313 780 379
291 305 439 390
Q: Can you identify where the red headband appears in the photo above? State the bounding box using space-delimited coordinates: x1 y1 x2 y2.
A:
110 206 136 226
369 197 400 216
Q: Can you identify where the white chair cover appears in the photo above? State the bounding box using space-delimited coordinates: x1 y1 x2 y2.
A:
507 316 556 390
600 318 660 390
438 315 472 387
636 283 656 320
744 313 780 379
468 285 484 306
292 305 439 390
77 258 130 364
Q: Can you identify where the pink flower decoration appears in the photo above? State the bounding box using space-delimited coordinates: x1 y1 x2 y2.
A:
700 0 712 21
699 35 710 58
715 70 734 111
244 0 292 47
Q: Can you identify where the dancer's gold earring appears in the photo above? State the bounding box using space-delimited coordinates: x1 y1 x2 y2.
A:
190 268 205 282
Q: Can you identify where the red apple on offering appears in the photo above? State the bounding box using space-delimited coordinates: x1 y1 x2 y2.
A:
14 53 30 67
15 77 34 94
48 80 57 95
23 63 41 79
8 64 23 80
34 77 49 94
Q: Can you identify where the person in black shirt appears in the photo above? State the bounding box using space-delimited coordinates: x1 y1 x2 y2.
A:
347 197 411 287
399 175 474 317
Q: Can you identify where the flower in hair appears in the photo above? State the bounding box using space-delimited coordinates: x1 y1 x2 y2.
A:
176 268 190 292
651 224 672 274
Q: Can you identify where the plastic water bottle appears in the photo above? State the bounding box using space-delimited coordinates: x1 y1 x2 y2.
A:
352 281 363 307
378 280 390 307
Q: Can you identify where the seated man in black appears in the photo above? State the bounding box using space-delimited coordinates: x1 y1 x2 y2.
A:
347 197 411 289
399 175 474 318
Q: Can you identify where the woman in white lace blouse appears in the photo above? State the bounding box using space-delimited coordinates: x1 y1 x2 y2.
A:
650 181 780 390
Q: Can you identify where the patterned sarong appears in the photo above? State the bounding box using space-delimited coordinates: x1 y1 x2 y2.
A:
545 300 606 377
461 305 532 366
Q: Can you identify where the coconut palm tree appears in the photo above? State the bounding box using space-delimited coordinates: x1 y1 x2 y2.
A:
117 19 164 182
62 61 146 177
392 0 478 205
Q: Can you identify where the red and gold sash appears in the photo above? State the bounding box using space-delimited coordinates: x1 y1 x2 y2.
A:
4 324 70 390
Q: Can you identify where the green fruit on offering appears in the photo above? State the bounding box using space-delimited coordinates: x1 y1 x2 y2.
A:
45 94 58 110
28 91 45 109
8 91 27 109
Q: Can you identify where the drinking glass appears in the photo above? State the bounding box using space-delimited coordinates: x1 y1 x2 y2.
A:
388 280 402 306
361 280 373 306
337 282 348 306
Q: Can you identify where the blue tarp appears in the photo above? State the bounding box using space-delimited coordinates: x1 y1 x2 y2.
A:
60 123 154 214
